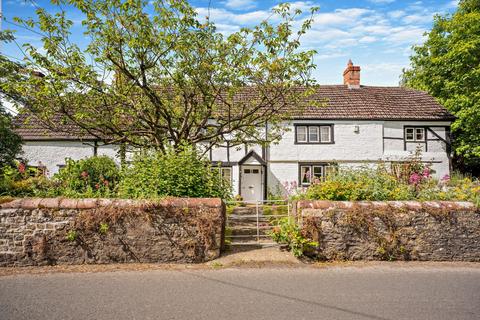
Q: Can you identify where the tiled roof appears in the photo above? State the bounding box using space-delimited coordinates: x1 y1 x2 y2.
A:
291 85 454 120
14 85 454 140
13 113 96 140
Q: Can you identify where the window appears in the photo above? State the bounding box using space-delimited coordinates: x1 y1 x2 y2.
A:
244 169 251 174
405 127 425 142
221 167 232 185
300 166 311 185
320 126 331 142
297 126 307 142
295 125 333 144
308 126 319 142
299 163 336 186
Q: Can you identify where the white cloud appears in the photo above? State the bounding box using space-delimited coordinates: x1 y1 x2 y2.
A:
311 8 372 26
368 0 395 3
195 7 272 25
359 36 377 43
388 10 405 19
222 0 257 10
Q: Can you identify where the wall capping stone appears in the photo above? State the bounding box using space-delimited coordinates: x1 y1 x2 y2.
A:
295 200 477 212
0 197 224 210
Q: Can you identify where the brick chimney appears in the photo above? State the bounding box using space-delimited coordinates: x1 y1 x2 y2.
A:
343 59 360 89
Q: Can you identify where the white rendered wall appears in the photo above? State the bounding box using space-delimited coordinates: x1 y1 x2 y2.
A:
21 141 121 176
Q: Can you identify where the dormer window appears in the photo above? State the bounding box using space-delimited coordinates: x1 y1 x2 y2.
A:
295 124 333 144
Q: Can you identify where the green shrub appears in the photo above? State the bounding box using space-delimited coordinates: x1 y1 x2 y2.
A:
0 164 52 197
417 173 480 206
304 167 414 201
52 156 120 197
118 145 231 199
269 217 318 258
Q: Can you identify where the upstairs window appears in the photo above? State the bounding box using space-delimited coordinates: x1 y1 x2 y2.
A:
405 127 425 142
295 125 333 144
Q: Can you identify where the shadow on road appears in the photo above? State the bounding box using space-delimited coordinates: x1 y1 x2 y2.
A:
181 270 392 320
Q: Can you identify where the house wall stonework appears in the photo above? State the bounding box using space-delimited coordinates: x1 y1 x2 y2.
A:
0 198 225 267
296 200 480 261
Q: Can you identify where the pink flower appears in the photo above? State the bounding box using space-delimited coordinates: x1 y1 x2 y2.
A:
409 172 422 185
422 167 430 178
18 163 26 174
80 171 89 179
441 174 450 181
95 183 100 189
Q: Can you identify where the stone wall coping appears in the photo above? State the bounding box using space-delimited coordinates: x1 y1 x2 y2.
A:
0 197 223 210
296 200 477 211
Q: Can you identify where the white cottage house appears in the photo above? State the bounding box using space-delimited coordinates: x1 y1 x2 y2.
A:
15 61 454 201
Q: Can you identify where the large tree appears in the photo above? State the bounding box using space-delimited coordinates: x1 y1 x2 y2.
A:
0 42 23 168
402 0 480 174
0 0 318 153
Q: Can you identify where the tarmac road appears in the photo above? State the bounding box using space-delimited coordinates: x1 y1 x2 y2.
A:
1 265 480 320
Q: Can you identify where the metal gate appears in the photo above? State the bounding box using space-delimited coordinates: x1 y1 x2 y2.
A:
225 199 292 246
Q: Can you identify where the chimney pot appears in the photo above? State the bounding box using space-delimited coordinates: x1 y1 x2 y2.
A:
343 59 360 89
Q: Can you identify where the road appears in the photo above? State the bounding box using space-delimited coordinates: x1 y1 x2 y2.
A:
1 265 480 320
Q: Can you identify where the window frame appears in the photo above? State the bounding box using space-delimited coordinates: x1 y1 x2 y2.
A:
220 167 232 186
308 126 319 142
298 163 337 187
404 126 426 142
296 125 308 143
295 124 334 144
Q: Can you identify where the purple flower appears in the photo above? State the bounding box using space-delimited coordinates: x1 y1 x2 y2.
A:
441 174 450 181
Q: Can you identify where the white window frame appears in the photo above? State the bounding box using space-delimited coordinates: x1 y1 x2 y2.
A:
300 166 312 185
415 128 425 141
220 167 232 184
299 163 336 186
308 126 319 142
320 126 331 143
405 127 425 142
296 125 333 144
296 126 308 143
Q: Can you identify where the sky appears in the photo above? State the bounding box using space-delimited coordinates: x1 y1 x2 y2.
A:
1 0 459 86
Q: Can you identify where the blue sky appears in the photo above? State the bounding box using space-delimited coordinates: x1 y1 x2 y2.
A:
2 0 459 86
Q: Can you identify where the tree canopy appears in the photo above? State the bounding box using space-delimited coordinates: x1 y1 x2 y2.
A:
402 0 480 173
0 104 22 169
0 0 319 153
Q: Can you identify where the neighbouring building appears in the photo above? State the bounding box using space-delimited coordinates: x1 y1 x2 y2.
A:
14 61 455 201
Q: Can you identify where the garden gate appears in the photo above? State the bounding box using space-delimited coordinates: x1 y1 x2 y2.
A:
224 199 292 247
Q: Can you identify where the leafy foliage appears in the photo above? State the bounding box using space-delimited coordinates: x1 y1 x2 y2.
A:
402 0 480 173
0 164 51 197
302 166 480 206
1 0 319 153
118 145 231 199
269 217 318 258
51 156 120 197
304 167 415 201
0 106 22 169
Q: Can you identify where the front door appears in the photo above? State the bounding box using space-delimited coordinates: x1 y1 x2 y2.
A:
240 165 263 202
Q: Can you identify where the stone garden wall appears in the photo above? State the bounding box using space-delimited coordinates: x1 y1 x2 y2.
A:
0 197 225 267
296 201 480 261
